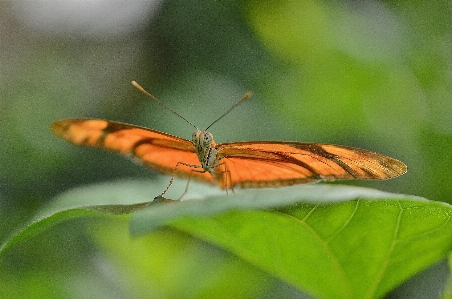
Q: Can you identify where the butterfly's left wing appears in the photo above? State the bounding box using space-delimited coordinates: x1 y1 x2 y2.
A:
215 141 407 189
51 119 215 183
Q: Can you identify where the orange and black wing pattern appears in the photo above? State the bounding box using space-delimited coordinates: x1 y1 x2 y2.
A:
51 119 407 190
214 142 407 189
51 119 215 184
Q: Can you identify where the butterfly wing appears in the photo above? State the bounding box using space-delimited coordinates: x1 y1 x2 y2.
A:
214 142 407 189
51 119 215 183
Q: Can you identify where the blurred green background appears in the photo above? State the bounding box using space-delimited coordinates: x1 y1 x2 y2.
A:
1 0 451 298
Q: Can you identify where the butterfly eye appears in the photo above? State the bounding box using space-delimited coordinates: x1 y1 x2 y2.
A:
203 132 212 145
191 132 197 143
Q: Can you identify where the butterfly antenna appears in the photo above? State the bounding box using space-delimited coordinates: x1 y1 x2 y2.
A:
205 91 253 130
132 81 198 130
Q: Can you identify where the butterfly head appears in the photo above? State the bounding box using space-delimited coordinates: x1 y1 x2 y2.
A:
192 130 216 149
192 130 219 172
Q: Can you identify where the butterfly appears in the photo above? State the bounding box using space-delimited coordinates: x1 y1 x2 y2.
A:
51 81 407 197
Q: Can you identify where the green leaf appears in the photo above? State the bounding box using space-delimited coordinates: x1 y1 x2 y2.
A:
130 183 423 234
1 179 451 299
0 178 222 256
130 185 452 299
165 199 452 299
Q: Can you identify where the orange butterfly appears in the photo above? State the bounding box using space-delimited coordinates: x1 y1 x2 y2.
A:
51 81 407 197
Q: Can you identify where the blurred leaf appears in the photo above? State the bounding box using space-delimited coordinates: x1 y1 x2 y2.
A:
90 221 278 299
386 259 449 299
244 0 423 146
2 178 451 298
0 270 68 299
443 255 452 299
418 127 452 203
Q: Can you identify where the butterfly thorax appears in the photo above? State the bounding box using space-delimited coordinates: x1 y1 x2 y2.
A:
192 130 219 174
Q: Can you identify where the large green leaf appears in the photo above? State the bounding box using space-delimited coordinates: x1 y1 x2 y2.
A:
1 179 450 299
166 199 451 299
131 184 452 298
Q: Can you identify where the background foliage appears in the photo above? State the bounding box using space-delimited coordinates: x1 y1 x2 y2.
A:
1 0 451 298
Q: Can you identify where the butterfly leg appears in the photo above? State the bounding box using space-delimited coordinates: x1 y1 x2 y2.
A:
155 161 202 199
225 164 235 195
213 161 234 195
173 168 200 199
177 170 193 201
